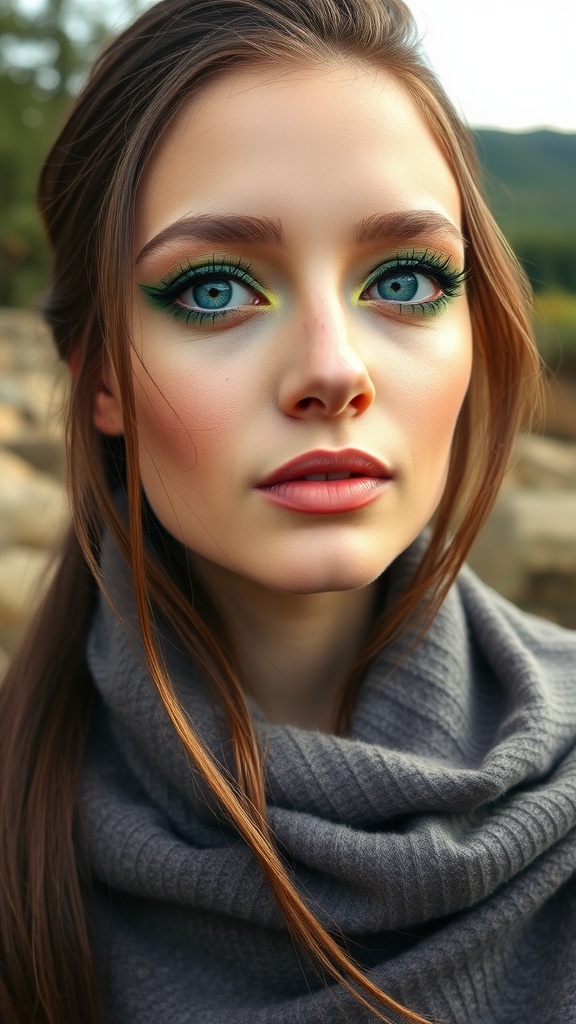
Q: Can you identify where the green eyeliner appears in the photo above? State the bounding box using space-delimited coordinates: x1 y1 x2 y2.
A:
354 249 468 317
138 249 468 327
138 256 277 325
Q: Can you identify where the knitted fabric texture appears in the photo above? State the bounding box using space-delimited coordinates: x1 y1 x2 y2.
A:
83 527 576 1023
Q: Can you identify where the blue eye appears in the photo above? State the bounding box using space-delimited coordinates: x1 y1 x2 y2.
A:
367 270 438 304
360 251 468 317
139 258 268 325
179 276 255 312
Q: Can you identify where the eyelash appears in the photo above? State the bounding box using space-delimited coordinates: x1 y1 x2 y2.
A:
359 249 469 317
139 250 469 325
140 256 262 326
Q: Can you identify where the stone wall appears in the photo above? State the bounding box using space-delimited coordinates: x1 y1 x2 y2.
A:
0 310 67 673
0 309 575 674
467 434 576 628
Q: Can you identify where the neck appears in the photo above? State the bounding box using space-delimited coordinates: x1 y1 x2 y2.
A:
188 555 379 733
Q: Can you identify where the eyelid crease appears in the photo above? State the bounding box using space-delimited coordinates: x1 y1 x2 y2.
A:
142 254 257 292
138 254 280 322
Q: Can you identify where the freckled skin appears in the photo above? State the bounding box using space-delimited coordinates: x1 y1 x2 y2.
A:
98 61 473 727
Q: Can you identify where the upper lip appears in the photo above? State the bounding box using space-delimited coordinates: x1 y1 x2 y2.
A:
256 448 394 487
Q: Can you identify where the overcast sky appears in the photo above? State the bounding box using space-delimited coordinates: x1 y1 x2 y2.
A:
409 0 575 131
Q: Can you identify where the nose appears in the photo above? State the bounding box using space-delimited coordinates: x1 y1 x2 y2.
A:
278 302 376 419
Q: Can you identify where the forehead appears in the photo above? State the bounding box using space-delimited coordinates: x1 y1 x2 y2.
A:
135 60 462 248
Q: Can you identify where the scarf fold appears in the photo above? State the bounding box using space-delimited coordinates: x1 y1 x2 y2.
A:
83 524 576 1023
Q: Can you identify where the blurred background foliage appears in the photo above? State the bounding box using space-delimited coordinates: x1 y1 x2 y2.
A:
474 129 576 378
1 0 87 304
0 0 575 379
0 0 141 306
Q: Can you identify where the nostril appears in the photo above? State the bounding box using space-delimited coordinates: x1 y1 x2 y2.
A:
350 393 373 413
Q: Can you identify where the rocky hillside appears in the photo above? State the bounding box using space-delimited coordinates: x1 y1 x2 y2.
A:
0 309 575 675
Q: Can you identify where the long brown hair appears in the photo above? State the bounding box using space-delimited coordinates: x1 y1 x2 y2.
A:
0 1 540 1021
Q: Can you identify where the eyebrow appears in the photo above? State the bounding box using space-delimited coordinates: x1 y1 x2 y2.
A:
135 210 464 265
353 211 464 248
135 215 284 264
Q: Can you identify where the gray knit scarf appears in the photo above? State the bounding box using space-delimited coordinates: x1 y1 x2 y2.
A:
83 523 576 1024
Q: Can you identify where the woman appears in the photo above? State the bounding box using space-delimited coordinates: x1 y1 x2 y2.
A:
1 0 575 1021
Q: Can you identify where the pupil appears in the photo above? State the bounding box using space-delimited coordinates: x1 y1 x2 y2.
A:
193 279 233 309
377 272 418 302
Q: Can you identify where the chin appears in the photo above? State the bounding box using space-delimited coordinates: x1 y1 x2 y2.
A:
247 552 394 596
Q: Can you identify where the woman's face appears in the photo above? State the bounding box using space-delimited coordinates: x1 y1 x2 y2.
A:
112 61 472 594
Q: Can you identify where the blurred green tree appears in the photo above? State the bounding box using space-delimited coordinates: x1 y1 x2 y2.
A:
0 0 143 307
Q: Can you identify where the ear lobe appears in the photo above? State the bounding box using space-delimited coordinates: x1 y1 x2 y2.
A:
93 356 125 436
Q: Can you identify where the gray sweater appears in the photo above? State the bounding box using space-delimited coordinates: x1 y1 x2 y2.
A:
83 529 576 1023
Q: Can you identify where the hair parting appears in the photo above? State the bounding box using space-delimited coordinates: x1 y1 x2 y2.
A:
0 1 540 1021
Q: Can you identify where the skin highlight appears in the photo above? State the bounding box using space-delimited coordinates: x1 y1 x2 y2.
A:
96 60 472 730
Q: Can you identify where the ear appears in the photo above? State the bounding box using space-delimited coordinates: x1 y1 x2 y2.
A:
93 354 125 436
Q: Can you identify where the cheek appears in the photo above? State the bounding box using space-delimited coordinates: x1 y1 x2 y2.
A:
415 357 470 443
133 373 201 474
389 319 473 471
130 353 245 481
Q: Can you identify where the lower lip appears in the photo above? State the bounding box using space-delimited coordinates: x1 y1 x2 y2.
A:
256 477 391 514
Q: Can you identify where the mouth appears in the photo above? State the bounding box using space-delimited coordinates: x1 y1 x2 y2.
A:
255 449 393 514
257 448 393 487
283 471 366 481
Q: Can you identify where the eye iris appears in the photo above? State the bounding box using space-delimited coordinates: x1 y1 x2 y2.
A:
377 272 419 302
192 279 233 309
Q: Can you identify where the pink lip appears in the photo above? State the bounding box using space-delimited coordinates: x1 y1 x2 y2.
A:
255 448 393 514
